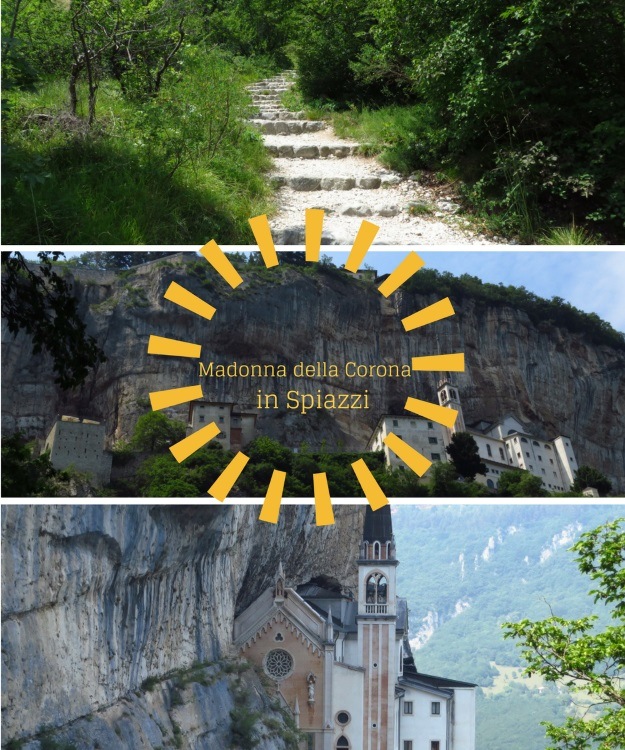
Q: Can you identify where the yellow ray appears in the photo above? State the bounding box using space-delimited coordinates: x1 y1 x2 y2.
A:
351 459 388 510
170 422 220 463
378 251 425 298
384 433 432 477
208 452 250 502
305 208 325 262
344 220 379 272
150 384 204 411
259 470 287 524
411 353 465 372
148 335 201 359
248 215 278 268
404 396 458 429
313 473 335 526
164 282 216 321
199 239 243 288
402 297 455 332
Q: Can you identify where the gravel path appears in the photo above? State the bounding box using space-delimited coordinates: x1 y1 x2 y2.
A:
248 74 499 245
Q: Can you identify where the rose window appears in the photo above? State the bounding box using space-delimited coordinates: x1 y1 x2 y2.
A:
264 649 294 680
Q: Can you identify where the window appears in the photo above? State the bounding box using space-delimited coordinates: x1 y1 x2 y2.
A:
554 471 557 477
428 437 438 444
199 415 205 423
514 437 518 443
542 469 546 474
538 455 542 461
521 437 528 443
431 702 441 715
526 451 530 457
529 465 533 470
393 419 399 427
499 447 505 460
550 458 554 465
545 444 552 450
219 416 224 423
431 743 440 750
336 711 351 726
517 452 521 459
336 739 349 749
486 444 492 457
263 649 294 681
428 421 434 429
365 573 387 604
431 453 441 461
533 440 539 446
307 734 315 750
404 742 413 750
404 702 413 715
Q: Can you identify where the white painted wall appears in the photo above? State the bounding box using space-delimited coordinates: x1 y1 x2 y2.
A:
332 662 364 749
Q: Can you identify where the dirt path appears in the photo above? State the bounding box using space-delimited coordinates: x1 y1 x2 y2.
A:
248 73 499 245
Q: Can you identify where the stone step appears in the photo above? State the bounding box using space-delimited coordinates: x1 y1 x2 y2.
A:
256 111 307 121
252 92 282 104
272 175 399 191
266 143 359 158
250 120 328 134
248 87 290 94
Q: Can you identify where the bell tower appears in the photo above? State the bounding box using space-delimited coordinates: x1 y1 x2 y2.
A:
357 506 399 750
437 372 466 441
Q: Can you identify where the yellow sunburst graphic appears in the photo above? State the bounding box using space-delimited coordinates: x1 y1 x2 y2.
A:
147 210 464 526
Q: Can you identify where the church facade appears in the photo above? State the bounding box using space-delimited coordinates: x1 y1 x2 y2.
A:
233 508 476 750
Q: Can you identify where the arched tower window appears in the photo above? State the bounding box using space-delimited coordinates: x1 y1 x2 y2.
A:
373 541 381 560
336 737 350 749
486 444 492 457
365 573 388 605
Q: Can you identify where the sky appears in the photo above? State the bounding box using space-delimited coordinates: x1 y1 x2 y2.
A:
14 248 625 332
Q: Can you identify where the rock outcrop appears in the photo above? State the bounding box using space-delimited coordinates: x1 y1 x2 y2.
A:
2 254 624 490
1 504 364 742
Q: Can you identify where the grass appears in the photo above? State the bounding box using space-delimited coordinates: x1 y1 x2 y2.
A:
541 223 599 245
2 58 275 244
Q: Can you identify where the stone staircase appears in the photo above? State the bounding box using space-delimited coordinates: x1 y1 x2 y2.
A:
247 72 495 244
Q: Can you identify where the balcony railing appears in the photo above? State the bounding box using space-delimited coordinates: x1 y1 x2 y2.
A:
365 604 388 614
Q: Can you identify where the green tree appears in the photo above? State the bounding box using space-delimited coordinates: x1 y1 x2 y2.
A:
70 251 177 270
1 434 60 496
130 411 186 452
572 466 613 497
446 432 487 481
498 469 547 497
1 251 106 389
503 519 625 749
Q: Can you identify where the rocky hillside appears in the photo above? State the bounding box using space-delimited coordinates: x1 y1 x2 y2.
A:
1 504 363 743
2 253 624 490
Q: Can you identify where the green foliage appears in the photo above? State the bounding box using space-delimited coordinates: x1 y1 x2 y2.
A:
446 432 487 481
1 252 106 389
503 519 625 749
541 225 599 246
572 466 613 497
403 268 625 351
1 434 63 497
498 469 547 498
230 688 261 749
130 412 186 453
141 676 161 692
2 49 273 243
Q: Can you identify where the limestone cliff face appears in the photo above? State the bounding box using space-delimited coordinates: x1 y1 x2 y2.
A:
1 504 363 740
2 254 623 490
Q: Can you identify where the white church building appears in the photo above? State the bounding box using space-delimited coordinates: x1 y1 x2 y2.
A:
368 376 579 492
233 507 476 750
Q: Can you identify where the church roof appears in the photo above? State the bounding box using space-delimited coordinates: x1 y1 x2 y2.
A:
363 505 393 543
402 659 477 689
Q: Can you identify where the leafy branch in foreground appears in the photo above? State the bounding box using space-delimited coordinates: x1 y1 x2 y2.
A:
503 519 625 750
1 251 106 389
